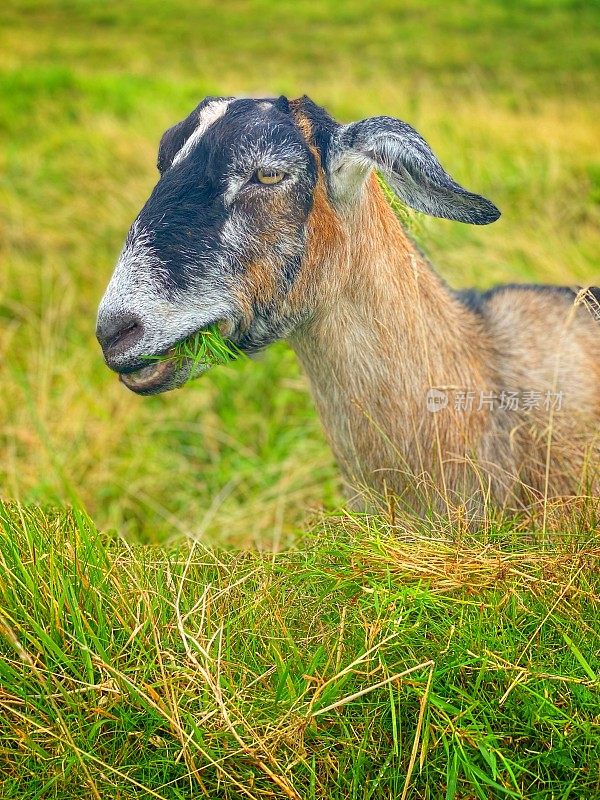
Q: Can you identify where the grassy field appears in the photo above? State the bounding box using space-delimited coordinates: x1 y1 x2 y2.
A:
1 502 599 799
1 0 599 797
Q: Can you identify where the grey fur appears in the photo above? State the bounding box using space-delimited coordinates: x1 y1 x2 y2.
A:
330 116 500 224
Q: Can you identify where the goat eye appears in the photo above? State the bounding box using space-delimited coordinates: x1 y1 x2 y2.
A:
255 168 285 185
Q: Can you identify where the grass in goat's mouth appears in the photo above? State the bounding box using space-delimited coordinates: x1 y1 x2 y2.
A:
144 324 244 378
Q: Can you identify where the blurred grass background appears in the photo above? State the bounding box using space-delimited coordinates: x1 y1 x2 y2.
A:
1 0 599 544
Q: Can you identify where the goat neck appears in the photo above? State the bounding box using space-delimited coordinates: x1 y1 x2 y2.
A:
288 174 496 501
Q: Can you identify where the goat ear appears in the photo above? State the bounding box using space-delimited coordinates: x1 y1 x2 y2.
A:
329 116 500 225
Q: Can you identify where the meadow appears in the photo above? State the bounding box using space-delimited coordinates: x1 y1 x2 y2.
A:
0 1 599 797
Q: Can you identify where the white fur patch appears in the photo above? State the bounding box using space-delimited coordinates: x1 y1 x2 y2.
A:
223 176 246 206
99 221 167 311
328 141 373 205
171 99 232 166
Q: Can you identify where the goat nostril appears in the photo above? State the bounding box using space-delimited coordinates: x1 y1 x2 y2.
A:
108 320 137 349
97 312 144 358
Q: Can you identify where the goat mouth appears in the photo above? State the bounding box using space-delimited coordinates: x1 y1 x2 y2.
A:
119 358 176 394
117 319 240 395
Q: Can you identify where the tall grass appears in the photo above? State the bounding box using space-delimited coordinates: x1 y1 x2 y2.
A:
1 501 598 799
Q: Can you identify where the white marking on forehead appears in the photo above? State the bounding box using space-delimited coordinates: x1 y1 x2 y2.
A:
172 98 232 166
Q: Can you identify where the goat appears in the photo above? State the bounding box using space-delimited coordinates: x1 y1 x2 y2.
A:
97 95 600 511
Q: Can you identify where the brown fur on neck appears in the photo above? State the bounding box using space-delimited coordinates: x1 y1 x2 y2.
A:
289 175 496 504
288 171 599 511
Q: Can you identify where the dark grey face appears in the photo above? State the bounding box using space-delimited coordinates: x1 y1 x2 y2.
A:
97 96 322 392
97 94 499 394
148 96 318 324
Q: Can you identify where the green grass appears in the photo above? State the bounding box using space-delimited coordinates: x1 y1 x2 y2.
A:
1 502 599 799
144 324 244 376
1 1 599 796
